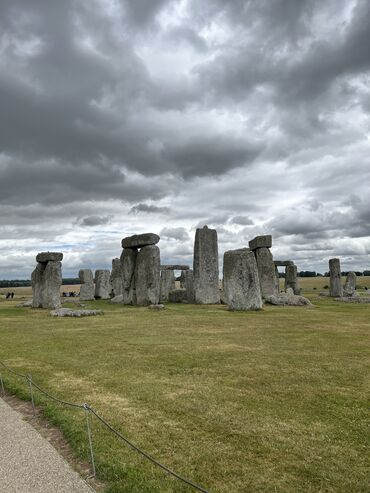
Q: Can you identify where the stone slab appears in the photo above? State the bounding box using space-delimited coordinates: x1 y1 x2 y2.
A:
36 252 63 263
160 265 190 271
121 233 159 249
248 235 272 251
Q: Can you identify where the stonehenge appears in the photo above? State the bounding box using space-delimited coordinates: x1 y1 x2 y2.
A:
223 248 262 310
343 271 357 297
160 269 176 302
249 235 277 298
185 270 195 303
95 269 111 299
329 258 343 297
110 258 123 297
193 226 220 304
121 233 161 306
31 252 63 309
79 269 95 301
285 264 300 295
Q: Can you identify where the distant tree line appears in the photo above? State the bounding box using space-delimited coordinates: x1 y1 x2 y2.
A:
0 278 80 288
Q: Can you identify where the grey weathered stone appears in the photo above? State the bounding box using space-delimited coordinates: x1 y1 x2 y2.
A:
36 252 63 263
135 245 161 306
265 289 313 306
285 264 300 295
110 294 124 303
50 308 102 317
329 258 343 297
249 235 272 251
193 226 220 304
223 248 262 311
148 304 165 310
185 270 195 303
17 300 33 307
78 269 95 301
160 265 189 271
343 271 357 297
254 247 277 298
121 233 159 249
179 270 186 288
274 266 280 293
121 248 138 304
168 289 188 303
110 258 123 297
31 257 62 309
160 270 176 302
94 269 111 299
274 260 294 267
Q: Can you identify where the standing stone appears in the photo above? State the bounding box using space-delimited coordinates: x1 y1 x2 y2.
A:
179 270 186 288
110 258 123 297
185 269 195 303
329 258 343 297
160 270 176 302
223 248 262 310
95 270 111 299
79 269 95 301
135 245 161 306
193 226 220 304
31 252 63 309
254 247 277 298
285 264 300 295
274 266 280 293
121 248 138 304
343 271 357 297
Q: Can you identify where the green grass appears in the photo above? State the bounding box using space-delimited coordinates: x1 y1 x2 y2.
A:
0 281 369 492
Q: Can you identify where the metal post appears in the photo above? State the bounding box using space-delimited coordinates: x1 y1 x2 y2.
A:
84 404 96 479
0 373 5 395
28 375 35 417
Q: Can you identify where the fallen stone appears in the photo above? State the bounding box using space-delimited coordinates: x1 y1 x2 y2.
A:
135 245 161 306
193 225 220 304
249 235 272 251
36 252 63 263
110 294 124 303
50 308 103 317
334 296 370 303
223 248 262 311
265 289 313 306
17 300 33 307
148 304 165 310
254 247 277 298
168 289 188 303
160 265 190 271
329 258 343 297
121 233 159 249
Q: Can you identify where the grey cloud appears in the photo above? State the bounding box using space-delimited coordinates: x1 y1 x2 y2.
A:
160 227 190 241
230 216 254 226
81 215 112 226
130 203 170 215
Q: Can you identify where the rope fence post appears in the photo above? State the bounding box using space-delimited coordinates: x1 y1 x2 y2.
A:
0 373 5 395
27 374 36 417
84 403 96 479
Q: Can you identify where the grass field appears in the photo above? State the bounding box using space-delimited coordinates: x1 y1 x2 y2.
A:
0 278 369 492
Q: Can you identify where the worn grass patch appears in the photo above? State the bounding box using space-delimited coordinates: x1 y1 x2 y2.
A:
0 282 369 492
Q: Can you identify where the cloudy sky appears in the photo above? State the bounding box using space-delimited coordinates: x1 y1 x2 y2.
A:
1 0 369 278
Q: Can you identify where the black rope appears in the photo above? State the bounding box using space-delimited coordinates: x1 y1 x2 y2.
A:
0 360 27 379
30 381 85 409
87 405 209 493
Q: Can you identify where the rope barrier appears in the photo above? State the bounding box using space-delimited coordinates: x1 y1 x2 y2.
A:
0 358 210 492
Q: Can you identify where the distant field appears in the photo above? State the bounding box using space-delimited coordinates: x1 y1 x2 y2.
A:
2 276 370 299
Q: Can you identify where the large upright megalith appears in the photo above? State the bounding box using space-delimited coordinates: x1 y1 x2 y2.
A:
135 245 161 305
95 269 111 299
343 271 357 297
160 269 176 302
110 258 123 297
31 252 63 309
249 236 277 298
223 248 262 310
193 226 220 304
329 258 343 297
79 269 94 301
285 264 300 295
185 269 195 303
120 233 161 306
